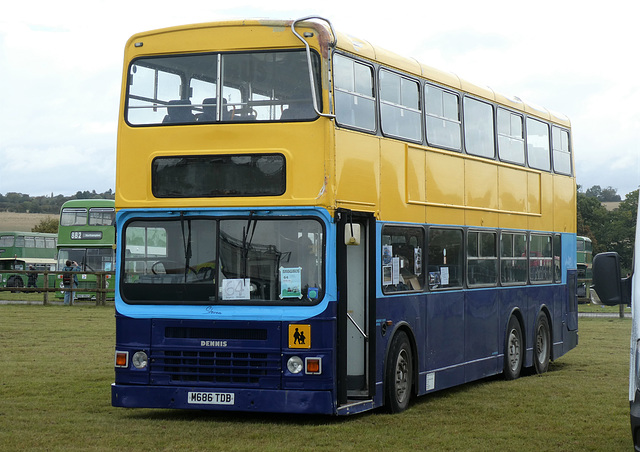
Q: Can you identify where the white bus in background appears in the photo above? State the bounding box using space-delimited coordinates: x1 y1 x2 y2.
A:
592 191 639 450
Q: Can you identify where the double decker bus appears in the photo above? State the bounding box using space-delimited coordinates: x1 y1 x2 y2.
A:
0 231 57 289
112 17 578 415
56 199 116 299
576 236 593 302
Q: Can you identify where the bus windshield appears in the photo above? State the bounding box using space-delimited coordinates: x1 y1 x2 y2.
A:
121 217 324 304
126 50 321 125
58 248 115 272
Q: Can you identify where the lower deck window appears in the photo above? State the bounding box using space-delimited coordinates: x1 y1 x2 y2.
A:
428 229 463 289
382 226 424 293
501 232 527 284
121 217 323 304
529 234 553 283
467 231 497 286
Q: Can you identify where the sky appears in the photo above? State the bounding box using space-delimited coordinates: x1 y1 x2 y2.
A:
1 0 638 198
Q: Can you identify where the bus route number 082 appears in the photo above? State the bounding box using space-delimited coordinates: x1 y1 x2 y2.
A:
187 391 235 405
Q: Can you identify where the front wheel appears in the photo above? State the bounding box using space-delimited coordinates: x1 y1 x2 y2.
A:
533 312 551 374
385 331 413 413
504 315 523 380
7 275 24 293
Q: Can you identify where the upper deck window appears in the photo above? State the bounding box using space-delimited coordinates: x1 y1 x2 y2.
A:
526 118 550 171
497 108 525 165
126 50 321 125
425 85 461 151
89 208 115 226
464 97 495 159
379 69 421 142
333 54 376 132
61 208 87 226
552 126 572 175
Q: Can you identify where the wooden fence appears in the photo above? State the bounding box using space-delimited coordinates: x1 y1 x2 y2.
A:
0 269 115 305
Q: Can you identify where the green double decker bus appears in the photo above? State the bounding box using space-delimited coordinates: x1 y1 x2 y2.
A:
56 199 116 300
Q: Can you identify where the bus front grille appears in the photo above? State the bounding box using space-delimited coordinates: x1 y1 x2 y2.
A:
150 349 281 386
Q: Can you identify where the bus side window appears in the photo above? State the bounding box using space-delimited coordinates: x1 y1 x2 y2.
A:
428 228 463 289
333 54 376 132
382 226 424 293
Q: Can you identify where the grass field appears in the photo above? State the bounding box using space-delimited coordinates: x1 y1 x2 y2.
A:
0 305 632 451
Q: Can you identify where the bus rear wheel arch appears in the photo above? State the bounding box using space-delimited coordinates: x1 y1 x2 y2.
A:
385 330 414 413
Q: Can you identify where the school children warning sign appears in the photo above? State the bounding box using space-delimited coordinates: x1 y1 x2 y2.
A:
288 324 311 349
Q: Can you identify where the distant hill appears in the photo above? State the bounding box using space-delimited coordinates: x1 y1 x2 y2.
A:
0 212 58 232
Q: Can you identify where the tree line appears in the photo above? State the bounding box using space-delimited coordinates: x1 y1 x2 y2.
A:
0 190 114 215
578 185 638 274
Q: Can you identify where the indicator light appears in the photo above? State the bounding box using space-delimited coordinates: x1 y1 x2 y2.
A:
305 357 322 375
115 350 128 368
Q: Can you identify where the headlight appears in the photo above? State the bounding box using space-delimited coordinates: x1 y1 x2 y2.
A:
132 351 148 369
287 356 303 374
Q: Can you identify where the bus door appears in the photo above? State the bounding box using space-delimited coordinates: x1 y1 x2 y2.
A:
336 210 375 405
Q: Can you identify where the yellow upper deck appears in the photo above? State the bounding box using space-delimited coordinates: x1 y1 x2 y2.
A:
116 18 575 233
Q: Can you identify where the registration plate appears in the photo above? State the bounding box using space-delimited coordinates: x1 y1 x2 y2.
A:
187 391 234 405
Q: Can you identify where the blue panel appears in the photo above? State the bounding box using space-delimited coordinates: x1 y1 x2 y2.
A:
464 288 499 380
112 384 335 414
426 291 465 371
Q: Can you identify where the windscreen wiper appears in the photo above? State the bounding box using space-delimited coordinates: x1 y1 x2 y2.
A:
180 212 192 283
241 211 257 277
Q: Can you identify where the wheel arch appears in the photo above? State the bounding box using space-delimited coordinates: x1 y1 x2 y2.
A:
506 307 526 352
383 322 419 400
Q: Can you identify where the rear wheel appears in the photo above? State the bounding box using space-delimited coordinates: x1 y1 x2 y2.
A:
7 275 24 293
533 312 551 374
504 315 523 380
385 331 413 413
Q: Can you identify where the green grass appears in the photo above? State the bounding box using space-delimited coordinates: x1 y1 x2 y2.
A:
0 305 633 451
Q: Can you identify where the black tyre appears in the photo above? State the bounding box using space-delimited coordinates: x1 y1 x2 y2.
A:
385 331 413 413
533 311 551 374
504 315 523 380
7 275 24 293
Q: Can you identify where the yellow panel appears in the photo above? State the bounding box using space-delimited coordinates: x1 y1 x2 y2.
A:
465 160 499 228
425 151 465 225
465 160 498 209
498 166 529 230
379 142 424 223
334 130 379 211
528 172 554 232
498 166 527 213
554 176 577 233
117 122 331 210
527 172 541 216
406 147 426 205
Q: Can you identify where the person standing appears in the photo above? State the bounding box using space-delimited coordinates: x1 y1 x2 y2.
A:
62 260 80 305
27 265 38 289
